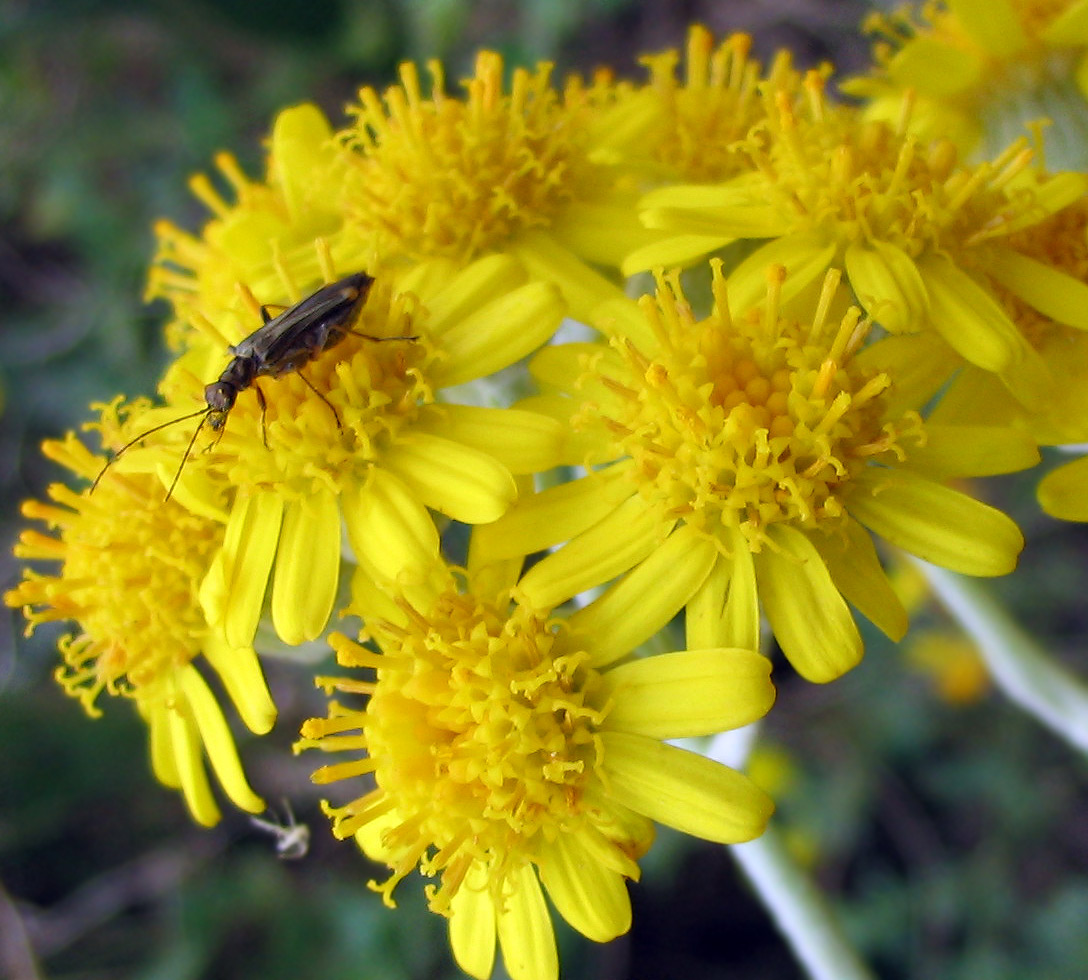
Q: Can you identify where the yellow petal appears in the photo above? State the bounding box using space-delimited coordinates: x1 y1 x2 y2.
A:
211 492 283 649
640 182 788 238
853 332 960 416
550 199 663 268
510 228 628 323
980 247 1088 332
342 468 441 582
906 424 1039 479
844 240 928 333
537 835 631 943
179 663 264 814
203 634 277 735
496 864 558 980
600 732 774 844
755 526 863 683
472 463 635 561
722 234 838 317
848 469 1024 576
886 37 981 94
686 537 759 650
948 0 1025 56
449 864 498 980
431 282 566 388
269 103 334 221
811 519 908 642
597 648 774 738
1043 0 1088 44
271 488 340 644
1037 455 1088 521
424 254 527 333
917 254 1024 373
516 496 668 610
622 234 735 277
566 524 717 668
382 433 517 524
416 405 562 475
162 691 221 826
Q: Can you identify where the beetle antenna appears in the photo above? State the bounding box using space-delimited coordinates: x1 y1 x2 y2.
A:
91 408 209 495
164 411 214 502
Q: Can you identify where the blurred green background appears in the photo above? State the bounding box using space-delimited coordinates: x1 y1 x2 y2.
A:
3 1 1088 978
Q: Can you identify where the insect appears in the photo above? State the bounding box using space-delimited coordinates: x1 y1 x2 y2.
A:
91 271 386 500
249 799 311 860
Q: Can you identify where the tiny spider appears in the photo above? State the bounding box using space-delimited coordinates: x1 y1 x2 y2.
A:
249 799 311 860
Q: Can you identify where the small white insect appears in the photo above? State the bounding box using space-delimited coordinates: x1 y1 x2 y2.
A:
249 799 311 860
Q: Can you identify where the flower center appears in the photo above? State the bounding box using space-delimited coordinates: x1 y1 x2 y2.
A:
10 414 222 712
338 53 594 263
305 590 607 913
164 280 438 497
582 268 924 550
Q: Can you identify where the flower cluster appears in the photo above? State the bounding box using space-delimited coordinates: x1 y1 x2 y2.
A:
10 7 1088 980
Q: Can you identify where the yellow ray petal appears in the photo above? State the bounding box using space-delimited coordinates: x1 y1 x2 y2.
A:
1037 455 1088 521
811 519 908 642
342 468 441 583
906 424 1039 479
472 463 636 561
886 37 981 94
416 405 562 475
550 199 663 268
424 254 528 334
948 0 1025 56
202 633 277 735
980 247 1088 332
449 865 498 980
272 488 340 644
210 492 283 649
721 234 838 317
496 864 558 980
755 526 863 683
382 433 517 524
844 239 928 333
621 233 735 278
853 332 960 417
537 835 631 943
164 695 220 827
516 496 668 610
848 469 1023 576
1043 0 1088 44
600 732 774 844
596 648 774 738
179 663 264 814
566 524 717 668
917 254 1023 374
510 228 628 322
686 537 759 651
431 281 566 388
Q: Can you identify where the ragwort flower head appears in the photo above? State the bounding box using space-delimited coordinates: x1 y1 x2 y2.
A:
636 25 801 184
932 195 1088 443
298 553 774 980
336 51 656 317
481 263 1035 683
630 68 1087 408
121 252 564 652
4 401 274 826
844 0 1088 166
149 104 346 350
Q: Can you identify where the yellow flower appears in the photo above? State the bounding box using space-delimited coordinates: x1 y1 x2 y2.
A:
297 548 775 980
1037 452 1088 519
335 51 658 318
108 254 565 651
844 0 1088 166
149 103 347 350
628 67 1087 409
479 264 1036 683
4 402 274 826
929 196 1088 444
635 26 801 184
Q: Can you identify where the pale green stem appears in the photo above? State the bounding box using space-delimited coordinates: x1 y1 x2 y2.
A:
731 828 876 980
701 729 874 980
914 559 1088 753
